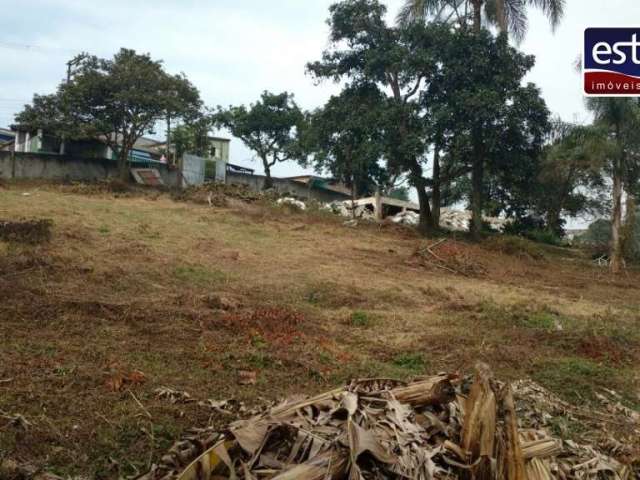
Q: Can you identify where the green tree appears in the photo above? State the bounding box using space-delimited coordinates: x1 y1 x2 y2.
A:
532 120 606 235
585 98 640 273
427 30 548 238
15 49 201 181
398 0 564 238
170 115 215 160
304 84 388 203
214 91 304 189
308 0 447 232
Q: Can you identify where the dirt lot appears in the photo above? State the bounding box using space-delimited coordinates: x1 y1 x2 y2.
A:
0 183 638 478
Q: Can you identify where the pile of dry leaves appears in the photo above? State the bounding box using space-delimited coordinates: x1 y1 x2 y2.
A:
140 363 639 480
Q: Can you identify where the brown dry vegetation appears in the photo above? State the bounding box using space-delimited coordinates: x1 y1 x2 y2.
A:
0 182 639 478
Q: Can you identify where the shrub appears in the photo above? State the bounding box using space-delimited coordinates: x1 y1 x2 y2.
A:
485 235 545 260
502 216 565 246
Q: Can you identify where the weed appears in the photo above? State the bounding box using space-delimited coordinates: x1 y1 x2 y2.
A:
350 310 371 327
392 353 426 375
173 265 227 287
303 281 365 308
532 357 628 404
248 352 273 369
53 365 76 377
520 312 559 330
318 351 335 365
251 334 268 349
98 225 110 235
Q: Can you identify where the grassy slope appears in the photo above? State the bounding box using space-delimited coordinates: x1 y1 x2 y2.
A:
0 184 638 478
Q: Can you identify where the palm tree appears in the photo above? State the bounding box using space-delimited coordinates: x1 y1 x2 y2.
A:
398 0 565 41
585 98 640 273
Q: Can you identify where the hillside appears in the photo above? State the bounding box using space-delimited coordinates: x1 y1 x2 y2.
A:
0 183 639 478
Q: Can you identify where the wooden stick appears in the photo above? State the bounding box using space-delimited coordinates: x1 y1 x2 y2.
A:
128 389 152 419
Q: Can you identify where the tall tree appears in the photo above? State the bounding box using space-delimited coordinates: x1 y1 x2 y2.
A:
304 84 388 203
427 30 546 238
214 91 304 189
532 120 606 235
308 0 447 233
399 0 563 238
586 98 640 273
15 49 202 181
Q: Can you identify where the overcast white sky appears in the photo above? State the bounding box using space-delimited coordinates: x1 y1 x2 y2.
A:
0 0 637 180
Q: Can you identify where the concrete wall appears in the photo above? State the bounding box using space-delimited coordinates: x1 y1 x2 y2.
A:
0 151 179 186
210 139 230 162
226 171 349 203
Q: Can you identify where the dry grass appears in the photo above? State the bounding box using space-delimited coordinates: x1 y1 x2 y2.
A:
0 183 639 478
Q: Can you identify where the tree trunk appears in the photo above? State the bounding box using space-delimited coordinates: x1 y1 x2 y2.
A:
432 141 441 229
469 0 484 240
472 0 483 33
351 177 357 220
622 193 637 261
263 158 273 190
166 115 172 164
118 148 130 182
610 167 624 273
470 149 484 241
546 208 562 237
413 175 434 235
495 0 506 33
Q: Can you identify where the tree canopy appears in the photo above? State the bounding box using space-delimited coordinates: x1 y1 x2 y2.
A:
398 0 565 42
303 84 389 199
15 48 201 180
308 0 549 236
214 91 304 189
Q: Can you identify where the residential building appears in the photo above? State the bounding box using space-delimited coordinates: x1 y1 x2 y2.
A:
0 128 15 151
153 136 231 163
0 128 14 143
11 126 165 164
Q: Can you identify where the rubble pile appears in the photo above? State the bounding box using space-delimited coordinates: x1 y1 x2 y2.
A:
276 197 307 210
439 209 508 233
323 201 377 221
391 210 420 226
140 364 639 480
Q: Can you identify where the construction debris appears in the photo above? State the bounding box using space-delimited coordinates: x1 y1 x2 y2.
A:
323 200 509 233
439 209 508 233
140 364 639 480
323 200 377 221
0 219 53 244
391 210 420 226
276 197 307 210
